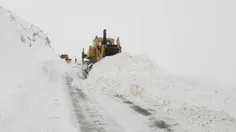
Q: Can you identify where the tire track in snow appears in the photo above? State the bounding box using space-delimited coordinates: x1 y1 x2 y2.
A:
66 75 125 132
70 64 177 132
115 94 177 132
66 76 105 132
72 64 177 132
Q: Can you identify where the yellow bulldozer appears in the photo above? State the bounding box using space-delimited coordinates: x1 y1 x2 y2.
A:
81 29 122 76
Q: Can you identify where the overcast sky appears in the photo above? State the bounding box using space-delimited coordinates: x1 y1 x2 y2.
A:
1 0 236 83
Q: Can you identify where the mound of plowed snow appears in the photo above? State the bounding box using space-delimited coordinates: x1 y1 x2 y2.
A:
0 7 77 132
83 52 236 132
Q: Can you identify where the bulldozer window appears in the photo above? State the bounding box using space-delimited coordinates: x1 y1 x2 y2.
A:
105 46 120 56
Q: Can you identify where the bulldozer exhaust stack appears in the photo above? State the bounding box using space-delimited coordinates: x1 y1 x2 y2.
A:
102 29 107 45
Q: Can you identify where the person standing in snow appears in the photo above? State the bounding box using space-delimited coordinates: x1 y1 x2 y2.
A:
75 58 77 63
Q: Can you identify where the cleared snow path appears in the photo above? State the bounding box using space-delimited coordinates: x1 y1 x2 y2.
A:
87 92 175 132
66 54 236 132
66 64 176 132
66 74 125 132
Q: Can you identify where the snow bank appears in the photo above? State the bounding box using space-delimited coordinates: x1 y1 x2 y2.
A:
0 7 77 132
83 52 236 132
0 6 58 82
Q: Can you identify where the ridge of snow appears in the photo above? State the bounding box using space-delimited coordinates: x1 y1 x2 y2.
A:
80 52 236 132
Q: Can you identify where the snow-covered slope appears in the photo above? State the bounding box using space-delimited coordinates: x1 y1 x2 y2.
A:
0 7 77 132
1 5 235 132
79 52 236 132
0 6 57 84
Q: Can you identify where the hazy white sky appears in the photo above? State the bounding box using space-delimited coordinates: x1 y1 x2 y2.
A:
1 0 236 83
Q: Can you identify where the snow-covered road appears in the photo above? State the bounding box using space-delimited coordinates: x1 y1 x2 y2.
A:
66 75 125 132
64 56 236 132
66 64 180 132
1 6 236 132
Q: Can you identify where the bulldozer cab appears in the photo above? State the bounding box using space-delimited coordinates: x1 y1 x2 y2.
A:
82 29 122 76
104 43 121 56
93 30 121 57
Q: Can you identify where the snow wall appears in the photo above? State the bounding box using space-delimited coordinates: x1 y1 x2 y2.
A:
83 52 236 132
0 6 77 132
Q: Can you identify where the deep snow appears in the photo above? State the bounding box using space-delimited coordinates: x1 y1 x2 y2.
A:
1 5 236 132
0 7 78 132
76 52 236 132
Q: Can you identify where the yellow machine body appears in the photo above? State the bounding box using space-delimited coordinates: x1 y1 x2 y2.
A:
82 29 122 75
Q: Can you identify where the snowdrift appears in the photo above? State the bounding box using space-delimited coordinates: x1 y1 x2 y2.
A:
0 6 58 83
0 7 77 132
83 52 236 132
